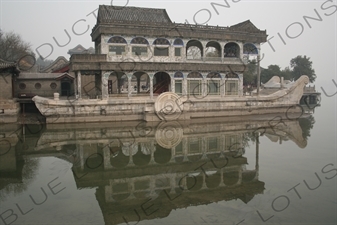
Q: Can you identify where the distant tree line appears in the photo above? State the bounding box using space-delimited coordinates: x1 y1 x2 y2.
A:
243 55 316 86
0 30 54 70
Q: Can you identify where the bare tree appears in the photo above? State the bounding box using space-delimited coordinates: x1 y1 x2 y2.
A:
0 30 34 62
187 46 201 59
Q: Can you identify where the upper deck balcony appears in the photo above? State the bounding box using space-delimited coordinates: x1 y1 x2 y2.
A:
70 54 247 73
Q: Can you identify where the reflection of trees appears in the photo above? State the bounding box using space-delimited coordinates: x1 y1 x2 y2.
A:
299 116 315 141
0 158 39 201
242 132 257 148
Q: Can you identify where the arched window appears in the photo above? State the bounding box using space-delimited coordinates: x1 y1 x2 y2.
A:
173 39 184 46
153 38 170 45
131 37 149 45
153 38 170 56
225 73 239 79
131 37 149 56
224 42 240 58
187 72 203 96
108 36 127 56
186 40 203 60
207 72 221 95
108 36 127 44
174 39 184 57
174 72 184 95
243 43 258 54
174 72 184 78
205 41 221 61
225 73 239 96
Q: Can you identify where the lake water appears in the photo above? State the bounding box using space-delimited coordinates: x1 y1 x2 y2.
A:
0 95 336 225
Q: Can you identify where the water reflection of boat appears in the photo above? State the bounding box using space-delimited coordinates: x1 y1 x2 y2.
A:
19 115 308 224
0 124 23 185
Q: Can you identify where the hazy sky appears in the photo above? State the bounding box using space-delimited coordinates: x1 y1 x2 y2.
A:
1 0 336 89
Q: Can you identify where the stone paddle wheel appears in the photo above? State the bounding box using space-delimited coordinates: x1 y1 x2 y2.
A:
154 92 183 121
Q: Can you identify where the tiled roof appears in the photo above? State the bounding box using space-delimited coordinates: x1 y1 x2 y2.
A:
97 5 172 24
18 72 74 80
229 20 262 33
68 44 87 54
40 56 69 73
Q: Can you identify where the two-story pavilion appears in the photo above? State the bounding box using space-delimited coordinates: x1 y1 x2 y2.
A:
71 5 267 101
35 5 314 123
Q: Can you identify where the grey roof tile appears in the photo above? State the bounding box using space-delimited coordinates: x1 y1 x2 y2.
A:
98 5 172 24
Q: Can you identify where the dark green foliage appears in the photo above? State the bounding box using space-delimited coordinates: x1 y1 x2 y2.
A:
290 55 316 82
243 55 316 85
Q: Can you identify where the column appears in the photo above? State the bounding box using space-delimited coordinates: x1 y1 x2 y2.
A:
149 141 155 164
149 73 154 99
202 41 206 62
77 71 82 99
223 77 227 96
101 71 109 100
170 72 175 93
238 74 244 96
73 72 77 98
220 75 225 97
183 43 187 62
201 173 207 189
255 133 260 180
238 42 244 59
171 77 175 93
78 144 84 170
103 145 113 170
182 138 188 162
202 74 207 98
221 42 225 63
201 137 208 160
182 75 187 96
128 74 132 99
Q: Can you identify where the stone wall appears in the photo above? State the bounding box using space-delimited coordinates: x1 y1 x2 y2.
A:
15 80 61 97
0 74 20 123
0 74 13 99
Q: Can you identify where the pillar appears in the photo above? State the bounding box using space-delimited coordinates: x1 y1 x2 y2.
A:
202 74 207 98
171 77 175 93
73 72 77 97
220 75 225 97
202 41 206 61
170 73 175 93
182 75 187 96
78 144 84 170
182 138 188 162
238 74 244 96
103 145 113 170
128 74 132 99
101 71 109 100
149 74 154 99
77 71 82 99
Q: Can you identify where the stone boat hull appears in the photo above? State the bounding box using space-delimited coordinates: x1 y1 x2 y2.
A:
32 76 309 124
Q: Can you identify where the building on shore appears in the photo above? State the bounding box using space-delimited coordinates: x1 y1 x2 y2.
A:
70 5 268 100
0 59 20 123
